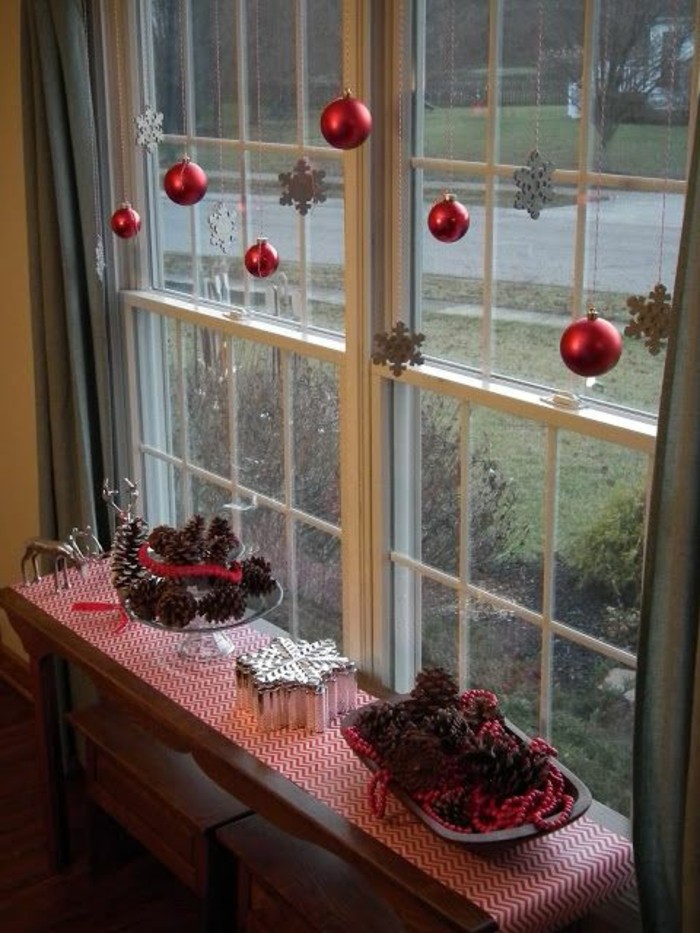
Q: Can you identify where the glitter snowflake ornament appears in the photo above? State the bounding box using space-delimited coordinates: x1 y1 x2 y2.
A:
514 150 555 219
134 105 164 152
94 234 105 282
625 282 673 355
279 157 327 215
372 321 426 376
208 201 237 254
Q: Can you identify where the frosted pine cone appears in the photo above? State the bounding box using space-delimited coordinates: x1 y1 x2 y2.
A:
111 517 149 593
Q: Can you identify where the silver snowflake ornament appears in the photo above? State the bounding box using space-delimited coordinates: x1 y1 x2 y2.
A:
514 149 555 219
134 105 164 152
208 202 237 254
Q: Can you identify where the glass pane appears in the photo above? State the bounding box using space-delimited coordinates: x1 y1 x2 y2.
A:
555 433 646 653
306 157 345 333
552 638 634 816
141 454 181 528
468 597 540 738
492 177 577 387
241 505 289 631
497 1 585 171
234 342 284 501
418 170 484 369
421 1 489 163
295 524 342 645
136 311 179 456
421 579 459 676
245 0 297 145
421 391 460 577
185 325 230 476
189 476 232 521
151 0 183 136
192 0 239 139
293 358 340 525
305 0 342 147
468 408 544 612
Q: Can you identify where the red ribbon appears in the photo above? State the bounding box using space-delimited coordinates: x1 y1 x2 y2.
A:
72 601 130 633
137 542 243 584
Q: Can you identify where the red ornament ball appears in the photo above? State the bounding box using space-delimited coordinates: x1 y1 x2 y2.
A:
427 194 470 243
560 310 622 377
110 202 141 239
244 237 279 278
163 158 208 206
320 90 372 150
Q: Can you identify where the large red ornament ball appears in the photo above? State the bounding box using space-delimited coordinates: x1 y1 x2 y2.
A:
110 202 141 239
320 90 372 150
163 158 208 206
427 193 470 243
560 309 622 377
244 237 279 278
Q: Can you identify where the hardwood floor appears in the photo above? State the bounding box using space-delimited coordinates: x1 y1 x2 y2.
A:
0 677 200 932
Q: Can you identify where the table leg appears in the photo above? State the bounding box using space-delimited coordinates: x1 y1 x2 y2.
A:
29 652 71 870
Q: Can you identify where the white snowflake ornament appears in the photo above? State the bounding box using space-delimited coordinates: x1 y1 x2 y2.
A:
208 202 237 254
514 149 555 219
134 105 164 153
94 234 105 282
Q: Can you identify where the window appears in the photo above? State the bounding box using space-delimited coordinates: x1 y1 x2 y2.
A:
107 0 697 816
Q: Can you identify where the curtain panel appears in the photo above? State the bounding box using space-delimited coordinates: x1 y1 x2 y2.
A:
633 98 700 932
21 0 113 544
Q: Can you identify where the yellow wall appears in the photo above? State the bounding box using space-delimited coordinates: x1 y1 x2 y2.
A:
0 0 40 657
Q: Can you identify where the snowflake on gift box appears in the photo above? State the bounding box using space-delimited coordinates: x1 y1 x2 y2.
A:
208 201 237 254
625 282 672 355
279 157 327 215
237 637 356 688
134 105 164 152
513 149 555 219
372 321 426 377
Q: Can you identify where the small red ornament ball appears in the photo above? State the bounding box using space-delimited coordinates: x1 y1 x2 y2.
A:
320 90 372 150
163 158 208 206
110 202 141 239
244 237 279 278
560 309 622 377
427 193 470 243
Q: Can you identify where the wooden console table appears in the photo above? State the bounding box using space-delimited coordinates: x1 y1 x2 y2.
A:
0 563 634 933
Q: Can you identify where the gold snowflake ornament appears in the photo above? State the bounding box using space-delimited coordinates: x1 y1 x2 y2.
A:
372 321 425 376
625 282 672 355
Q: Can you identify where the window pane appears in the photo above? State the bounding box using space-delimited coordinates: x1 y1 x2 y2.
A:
293 358 340 525
552 638 634 816
185 325 231 475
135 311 179 456
421 579 459 676
296 525 342 645
469 598 540 738
421 391 459 576
468 408 544 612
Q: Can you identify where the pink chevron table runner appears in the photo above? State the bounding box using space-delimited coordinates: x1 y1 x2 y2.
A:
16 563 635 933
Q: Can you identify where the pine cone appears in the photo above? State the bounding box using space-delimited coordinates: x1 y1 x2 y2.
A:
460 722 551 800
111 517 149 593
430 787 472 829
460 690 504 728
198 581 247 623
241 555 276 597
178 514 206 563
383 725 446 794
354 701 408 761
205 516 239 564
403 667 460 720
155 582 197 629
127 575 162 621
147 524 179 559
426 707 474 755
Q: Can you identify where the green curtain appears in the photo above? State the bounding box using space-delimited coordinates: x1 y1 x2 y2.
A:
21 0 113 544
633 100 700 931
